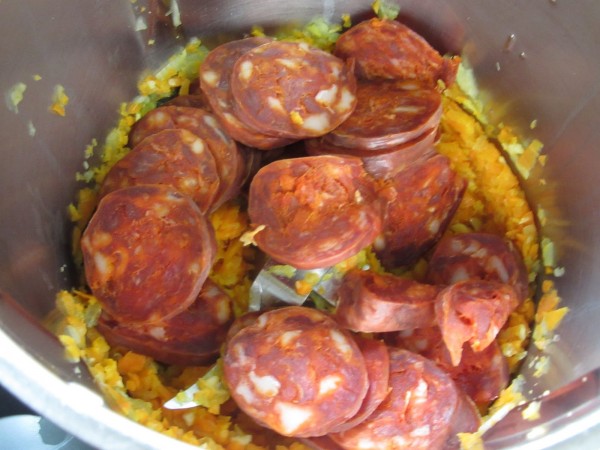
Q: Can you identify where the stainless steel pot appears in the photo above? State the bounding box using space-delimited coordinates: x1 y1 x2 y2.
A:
1 1 599 448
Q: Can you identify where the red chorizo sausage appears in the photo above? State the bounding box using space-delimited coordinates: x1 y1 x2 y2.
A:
224 310 263 347
444 392 481 449
80 185 216 324
199 37 296 150
388 327 510 407
322 80 442 151
334 18 459 87
96 279 233 366
223 306 369 437
100 128 220 214
230 41 357 139
435 279 519 366
334 269 441 333
443 342 509 408
128 106 246 208
375 153 466 268
329 336 390 433
329 348 461 450
305 125 438 179
248 155 382 270
426 232 530 303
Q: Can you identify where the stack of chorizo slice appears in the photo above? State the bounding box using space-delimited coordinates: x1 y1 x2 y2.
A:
223 306 479 447
333 231 528 411
81 101 260 364
77 13 535 449
200 38 358 149
304 18 465 268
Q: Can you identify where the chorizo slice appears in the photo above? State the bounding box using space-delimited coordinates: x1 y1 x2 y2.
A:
230 41 357 139
305 126 438 179
426 232 530 303
322 80 442 151
444 392 481 449
329 336 390 433
100 128 220 214
223 306 369 437
375 153 466 268
334 269 441 333
81 185 216 324
128 106 245 208
435 279 518 366
388 327 509 407
442 342 509 408
334 18 459 87
248 155 382 270
96 279 233 366
330 348 460 450
200 37 295 150
385 325 444 355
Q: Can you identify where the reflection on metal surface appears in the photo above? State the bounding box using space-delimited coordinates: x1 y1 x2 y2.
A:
485 367 600 448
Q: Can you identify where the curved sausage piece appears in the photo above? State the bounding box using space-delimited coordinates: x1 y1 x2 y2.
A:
426 232 530 303
435 279 519 366
334 269 441 333
199 37 296 150
322 80 442 151
329 336 390 433
231 41 357 139
96 279 233 366
248 155 382 270
128 106 246 208
100 128 220 214
387 327 509 407
81 185 216 324
330 348 460 450
223 306 369 437
375 153 466 268
334 18 459 87
305 126 438 179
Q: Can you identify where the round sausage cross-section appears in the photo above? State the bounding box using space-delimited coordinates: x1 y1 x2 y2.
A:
334 269 441 333
230 41 357 139
328 336 390 433
96 279 233 366
248 155 382 270
223 306 369 437
100 128 220 214
81 185 216 324
330 348 461 450
200 37 295 150
322 80 442 151
334 18 459 87
128 106 246 209
375 153 466 268
426 232 530 303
